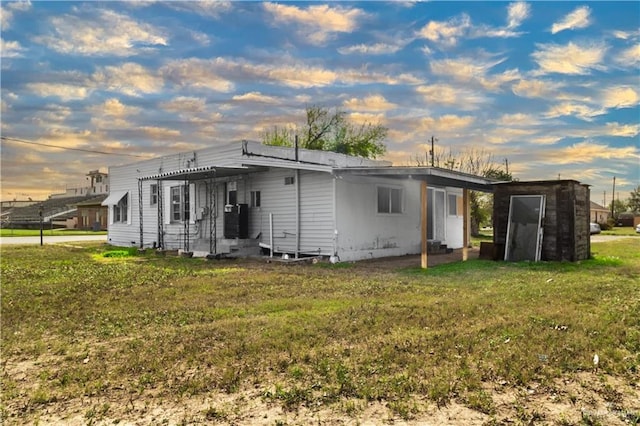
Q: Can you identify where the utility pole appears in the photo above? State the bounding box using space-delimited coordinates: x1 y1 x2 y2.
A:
611 176 616 219
504 158 509 175
39 205 43 246
429 136 436 167
603 191 606 208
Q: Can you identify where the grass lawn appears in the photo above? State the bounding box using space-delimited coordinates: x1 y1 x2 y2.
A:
601 226 639 237
1 240 639 425
0 228 107 237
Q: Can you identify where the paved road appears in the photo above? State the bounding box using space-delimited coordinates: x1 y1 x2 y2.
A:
0 235 108 245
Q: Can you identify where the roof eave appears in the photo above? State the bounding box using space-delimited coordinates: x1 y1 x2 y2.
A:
333 166 497 192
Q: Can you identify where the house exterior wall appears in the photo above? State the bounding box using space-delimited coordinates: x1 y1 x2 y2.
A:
105 141 481 261
243 169 334 256
493 180 590 262
107 152 183 247
106 142 338 255
106 143 245 248
335 175 422 261
591 209 609 223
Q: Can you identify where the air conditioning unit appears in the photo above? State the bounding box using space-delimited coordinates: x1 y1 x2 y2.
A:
224 204 248 239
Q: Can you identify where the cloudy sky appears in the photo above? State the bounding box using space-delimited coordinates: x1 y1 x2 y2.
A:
1 1 638 205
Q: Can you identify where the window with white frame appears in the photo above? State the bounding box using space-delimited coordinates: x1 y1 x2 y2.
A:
250 190 261 208
377 186 403 214
170 185 190 222
150 184 158 205
113 194 128 223
448 194 458 216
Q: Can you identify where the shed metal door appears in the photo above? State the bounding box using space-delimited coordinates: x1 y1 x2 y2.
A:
505 195 545 262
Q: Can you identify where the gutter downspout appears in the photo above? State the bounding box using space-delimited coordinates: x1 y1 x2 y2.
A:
295 135 300 259
332 174 338 263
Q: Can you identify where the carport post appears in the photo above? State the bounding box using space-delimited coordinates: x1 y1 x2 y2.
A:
462 188 470 261
421 181 428 269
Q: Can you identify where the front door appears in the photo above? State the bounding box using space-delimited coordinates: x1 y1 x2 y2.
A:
427 188 446 241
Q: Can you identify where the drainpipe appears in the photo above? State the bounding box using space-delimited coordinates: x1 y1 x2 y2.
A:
295 169 300 259
332 175 338 263
295 135 300 258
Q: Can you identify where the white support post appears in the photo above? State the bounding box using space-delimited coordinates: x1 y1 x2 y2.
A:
421 181 428 269
269 213 274 258
463 188 470 261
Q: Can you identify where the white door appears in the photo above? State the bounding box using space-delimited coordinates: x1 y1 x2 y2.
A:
427 188 446 241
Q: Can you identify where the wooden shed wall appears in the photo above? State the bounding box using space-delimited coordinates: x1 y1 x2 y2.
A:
493 181 590 261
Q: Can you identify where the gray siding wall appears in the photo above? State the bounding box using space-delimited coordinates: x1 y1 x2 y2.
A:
299 171 334 255
244 169 334 255
106 142 244 248
106 158 173 247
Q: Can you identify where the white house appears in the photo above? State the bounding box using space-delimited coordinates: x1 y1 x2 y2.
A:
103 141 495 266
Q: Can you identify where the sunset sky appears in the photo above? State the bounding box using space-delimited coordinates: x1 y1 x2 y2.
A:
1 1 638 205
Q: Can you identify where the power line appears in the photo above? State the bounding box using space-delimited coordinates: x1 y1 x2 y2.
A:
0 136 146 158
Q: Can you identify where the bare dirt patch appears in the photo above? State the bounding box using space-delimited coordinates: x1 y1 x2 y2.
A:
4 352 639 425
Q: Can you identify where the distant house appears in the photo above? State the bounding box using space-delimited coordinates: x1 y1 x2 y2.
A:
616 212 639 227
76 195 108 230
103 141 495 266
590 201 609 223
2 170 109 229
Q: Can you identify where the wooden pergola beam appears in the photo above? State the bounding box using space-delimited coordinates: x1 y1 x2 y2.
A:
462 188 470 261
